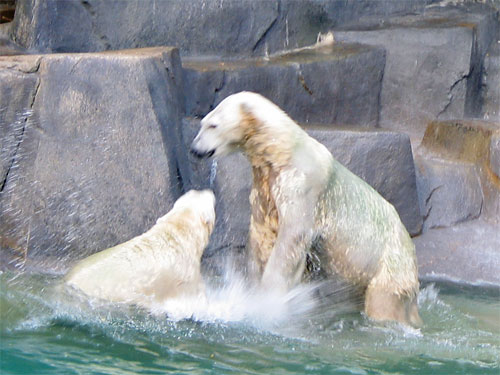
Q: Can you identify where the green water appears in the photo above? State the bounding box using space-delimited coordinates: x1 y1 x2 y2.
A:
1 271 499 375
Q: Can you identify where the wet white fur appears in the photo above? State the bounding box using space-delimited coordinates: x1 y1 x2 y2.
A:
65 190 216 308
192 92 421 326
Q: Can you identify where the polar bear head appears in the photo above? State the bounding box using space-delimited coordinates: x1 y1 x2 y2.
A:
190 91 292 158
158 189 216 232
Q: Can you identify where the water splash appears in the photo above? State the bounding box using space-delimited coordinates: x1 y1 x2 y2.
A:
418 283 441 308
147 260 321 332
2 270 499 374
209 159 218 188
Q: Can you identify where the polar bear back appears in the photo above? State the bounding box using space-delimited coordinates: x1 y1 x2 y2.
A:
317 158 418 294
65 190 215 305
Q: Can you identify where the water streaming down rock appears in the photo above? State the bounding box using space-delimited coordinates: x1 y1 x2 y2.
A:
209 159 218 188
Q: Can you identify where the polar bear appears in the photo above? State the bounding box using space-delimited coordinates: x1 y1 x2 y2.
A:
64 189 216 308
191 92 421 326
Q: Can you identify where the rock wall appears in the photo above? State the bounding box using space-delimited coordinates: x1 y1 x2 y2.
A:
335 4 499 137
9 0 438 56
0 48 184 269
1 0 499 285
183 43 385 126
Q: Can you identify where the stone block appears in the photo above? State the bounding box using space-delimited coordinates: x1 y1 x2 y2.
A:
419 119 500 225
10 0 278 57
483 39 500 122
254 0 437 56
0 48 184 268
414 218 500 286
9 0 437 56
484 131 500 224
183 43 385 127
491 133 500 178
335 4 499 137
421 119 499 164
0 58 40 191
415 156 483 231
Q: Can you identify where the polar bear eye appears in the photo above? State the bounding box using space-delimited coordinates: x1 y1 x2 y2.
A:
207 124 217 129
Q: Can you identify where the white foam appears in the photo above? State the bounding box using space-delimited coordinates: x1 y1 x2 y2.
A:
148 265 319 330
418 283 442 308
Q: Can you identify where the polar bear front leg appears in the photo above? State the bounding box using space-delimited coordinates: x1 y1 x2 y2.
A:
260 183 316 294
260 224 312 294
365 283 422 327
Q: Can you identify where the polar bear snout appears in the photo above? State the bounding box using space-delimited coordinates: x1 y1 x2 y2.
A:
192 104 244 158
190 144 215 159
190 131 217 159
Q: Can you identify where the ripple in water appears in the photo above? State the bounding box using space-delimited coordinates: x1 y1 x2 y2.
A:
1 266 499 375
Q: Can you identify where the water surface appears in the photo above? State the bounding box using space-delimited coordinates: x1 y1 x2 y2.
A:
1 271 499 375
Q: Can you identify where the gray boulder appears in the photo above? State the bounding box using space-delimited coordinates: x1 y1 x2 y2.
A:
253 0 438 56
183 43 385 127
335 4 499 137
0 48 184 270
415 156 483 231
9 0 438 56
9 0 278 57
415 218 500 286
482 37 500 122
0 56 40 191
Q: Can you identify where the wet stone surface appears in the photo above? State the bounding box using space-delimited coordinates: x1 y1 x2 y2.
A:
1 0 499 287
183 43 385 127
0 48 184 266
415 218 500 285
335 4 499 137
415 156 483 231
8 0 437 56
0 66 39 190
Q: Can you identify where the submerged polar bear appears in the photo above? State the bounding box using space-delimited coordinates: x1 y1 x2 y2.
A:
65 190 216 308
191 92 421 326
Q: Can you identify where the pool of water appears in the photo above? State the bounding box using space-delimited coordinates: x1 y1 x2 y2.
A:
1 270 499 375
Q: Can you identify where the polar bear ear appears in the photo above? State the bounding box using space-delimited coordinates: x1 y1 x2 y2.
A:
201 210 215 233
239 102 261 133
239 102 251 115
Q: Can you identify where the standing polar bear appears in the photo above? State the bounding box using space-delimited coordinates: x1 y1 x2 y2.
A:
65 190 216 308
191 92 421 326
